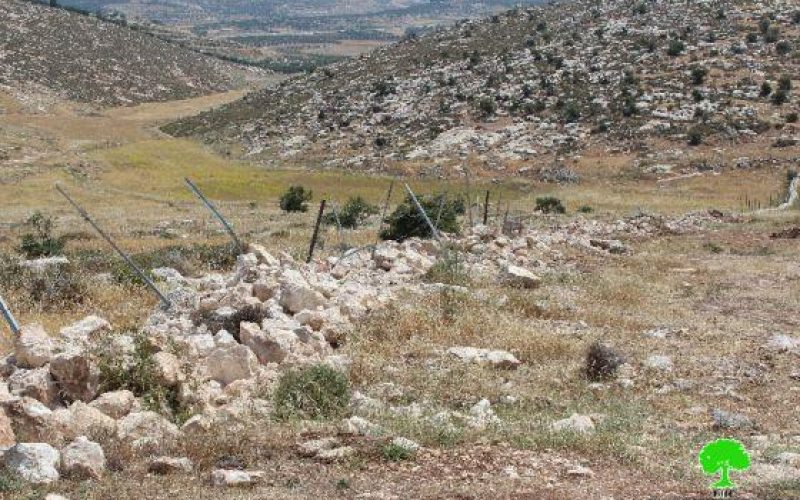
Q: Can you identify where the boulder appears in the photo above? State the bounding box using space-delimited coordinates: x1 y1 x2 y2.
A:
152 352 184 387
148 456 193 475
66 402 117 442
4 443 60 484
59 316 111 344
60 436 105 479
8 366 59 408
391 437 420 454
551 413 595 434
15 324 54 369
117 411 179 448
447 346 521 369
49 351 100 403
644 355 673 372
89 390 135 419
279 277 327 314
240 322 296 365
211 469 265 487
205 345 259 386
501 265 541 289
0 407 15 447
0 397 54 443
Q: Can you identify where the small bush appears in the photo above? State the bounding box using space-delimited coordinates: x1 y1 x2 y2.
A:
535 196 566 214
578 205 594 214
771 90 789 106
667 39 685 56
778 74 792 92
382 443 414 461
19 211 66 258
423 247 470 286
690 66 708 85
324 196 379 229
746 32 759 44
28 264 87 310
96 333 188 422
687 127 704 146
381 194 462 242
476 96 497 117
776 40 793 55
274 364 351 421
280 186 313 213
761 82 773 97
786 112 798 124
585 342 625 381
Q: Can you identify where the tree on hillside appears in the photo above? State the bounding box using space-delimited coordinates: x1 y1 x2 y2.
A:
698 438 750 490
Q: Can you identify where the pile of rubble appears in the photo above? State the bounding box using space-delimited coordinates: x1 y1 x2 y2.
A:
0 211 723 485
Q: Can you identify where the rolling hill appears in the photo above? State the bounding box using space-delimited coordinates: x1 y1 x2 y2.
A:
164 0 798 175
0 0 262 106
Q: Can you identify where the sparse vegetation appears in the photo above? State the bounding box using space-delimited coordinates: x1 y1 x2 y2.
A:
19 211 66 258
381 194 462 241
324 196 378 229
280 185 314 213
535 196 566 214
273 364 351 421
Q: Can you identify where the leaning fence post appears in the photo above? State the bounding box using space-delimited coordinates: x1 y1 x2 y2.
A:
307 200 327 263
0 295 20 336
483 190 490 225
55 184 171 310
464 163 475 227
184 178 245 254
373 180 395 256
435 193 447 229
404 184 441 241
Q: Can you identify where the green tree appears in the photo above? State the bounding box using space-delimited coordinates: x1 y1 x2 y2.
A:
279 186 313 213
698 438 751 490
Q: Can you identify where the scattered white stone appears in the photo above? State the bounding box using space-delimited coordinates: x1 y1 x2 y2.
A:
89 390 135 419
447 346 521 369
644 355 673 372
15 324 54 369
148 456 194 474
551 413 595 434
211 469 265 487
501 265 541 289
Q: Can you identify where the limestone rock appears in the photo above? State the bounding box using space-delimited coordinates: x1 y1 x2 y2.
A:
211 469 265 487
4 443 60 484
8 366 59 408
205 345 259 386
61 436 105 479
551 413 595 434
447 346 521 369
501 265 541 289
0 407 15 447
15 324 54 369
152 351 184 387
117 411 179 448
49 351 100 403
59 316 111 344
89 390 135 419
279 277 327 314
148 456 194 474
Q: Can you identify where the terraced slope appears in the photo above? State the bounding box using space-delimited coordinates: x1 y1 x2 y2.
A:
0 0 260 105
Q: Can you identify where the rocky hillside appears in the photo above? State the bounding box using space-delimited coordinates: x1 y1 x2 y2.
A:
165 0 799 174
0 0 260 106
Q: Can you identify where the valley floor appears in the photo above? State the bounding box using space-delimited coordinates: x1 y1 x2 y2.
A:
0 90 798 499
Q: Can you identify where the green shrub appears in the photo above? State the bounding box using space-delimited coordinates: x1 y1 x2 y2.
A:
761 82 773 97
382 443 414 461
280 186 313 213
771 89 789 106
19 211 65 258
96 333 188 422
423 247 470 286
687 127 704 146
667 39 685 56
535 196 566 214
324 196 379 229
380 194 462 242
274 364 351 421
691 66 708 85
578 205 594 214
776 40 793 55
778 74 792 92
786 112 798 124
476 96 497 117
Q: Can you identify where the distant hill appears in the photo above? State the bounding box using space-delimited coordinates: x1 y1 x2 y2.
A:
164 0 799 174
0 0 261 106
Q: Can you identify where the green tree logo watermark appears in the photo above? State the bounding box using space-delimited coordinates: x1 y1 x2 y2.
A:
698 438 751 490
